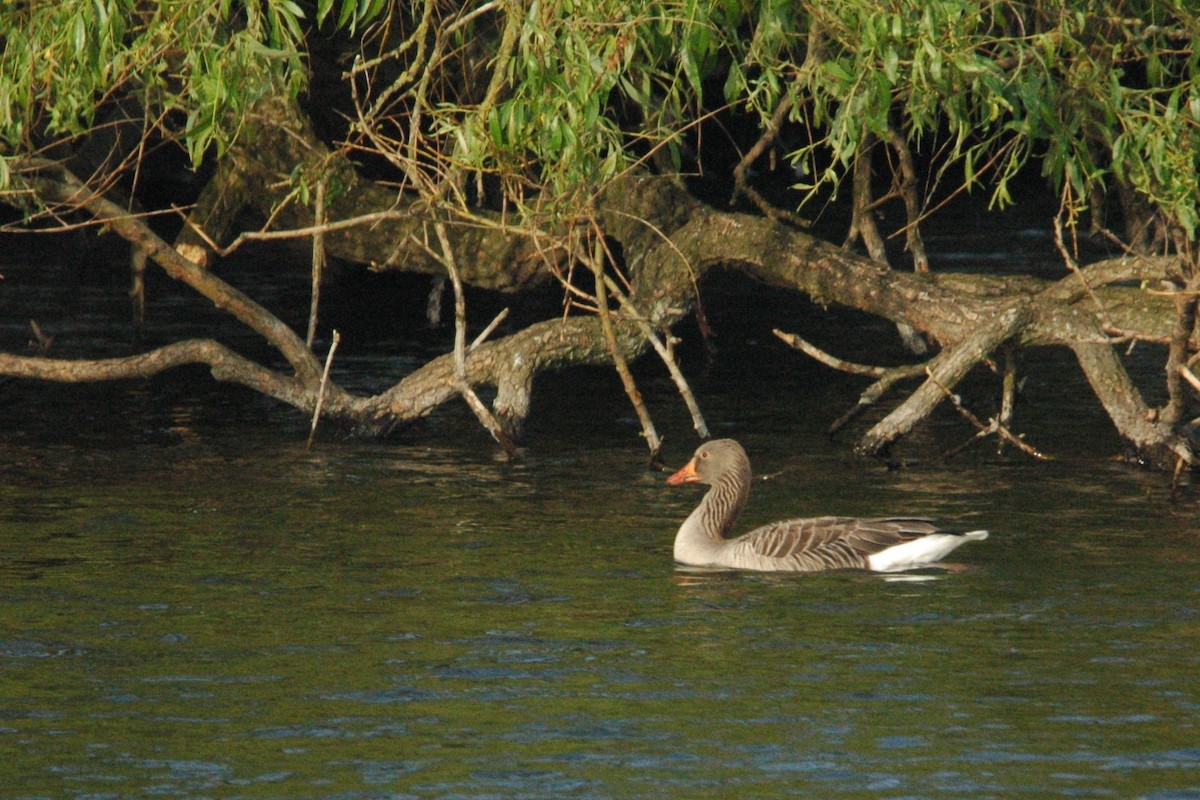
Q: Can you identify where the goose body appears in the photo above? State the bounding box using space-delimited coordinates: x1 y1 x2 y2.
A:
667 439 988 572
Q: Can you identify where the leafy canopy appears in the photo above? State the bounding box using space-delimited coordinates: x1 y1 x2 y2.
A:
1 0 1198 241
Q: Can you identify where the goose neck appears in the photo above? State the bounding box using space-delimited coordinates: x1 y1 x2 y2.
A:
700 470 749 539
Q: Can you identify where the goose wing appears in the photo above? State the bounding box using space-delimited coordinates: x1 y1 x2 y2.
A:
731 516 941 571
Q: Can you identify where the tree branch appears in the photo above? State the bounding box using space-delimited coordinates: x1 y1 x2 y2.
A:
0 339 313 406
1072 340 1194 468
21 161 324 385
857 302 1033 456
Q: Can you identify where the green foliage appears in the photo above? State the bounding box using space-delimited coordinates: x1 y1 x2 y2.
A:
439 0 743 215
775 1 1200 239
0 0 382 177
2 0 1197 243
413 0 1197 242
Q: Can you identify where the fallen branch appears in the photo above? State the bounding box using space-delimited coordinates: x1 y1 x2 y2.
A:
857 302 1032 456
22 162 324 384
1072 340 1195 469
925 366 1050 461
0 339 338 412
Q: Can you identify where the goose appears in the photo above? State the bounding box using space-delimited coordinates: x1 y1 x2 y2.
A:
666 439 988 572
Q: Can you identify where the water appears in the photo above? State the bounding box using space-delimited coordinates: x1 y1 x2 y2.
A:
2 222 1200 797
2 405 1199 798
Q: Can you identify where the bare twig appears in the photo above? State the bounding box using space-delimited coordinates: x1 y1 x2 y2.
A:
1103 325 1171 346
594 229 708 438
470 308 509 351
773 328 907 377
307 330 341 449
925 367 1050 461
1054 203 1114 328
130 246 147 339
998 344 1019 453
1179 364 1200 395
773 328 929 434
27 320 53 354
191 207 416 257
827 367 929 435
1161 272 1199 427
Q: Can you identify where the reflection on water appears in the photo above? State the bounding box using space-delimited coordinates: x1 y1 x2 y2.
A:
2 411 1199 798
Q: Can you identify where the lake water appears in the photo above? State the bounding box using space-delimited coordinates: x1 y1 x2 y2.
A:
2 221 1200 798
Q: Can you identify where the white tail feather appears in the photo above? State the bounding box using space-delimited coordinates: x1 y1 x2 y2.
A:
867 530 989 573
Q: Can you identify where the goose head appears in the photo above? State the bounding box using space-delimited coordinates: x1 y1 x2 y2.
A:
666 439 752 487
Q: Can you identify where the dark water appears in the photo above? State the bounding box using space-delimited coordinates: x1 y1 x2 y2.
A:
3 222 1200 798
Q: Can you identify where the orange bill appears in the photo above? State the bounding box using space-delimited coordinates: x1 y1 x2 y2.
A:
666 459 698 485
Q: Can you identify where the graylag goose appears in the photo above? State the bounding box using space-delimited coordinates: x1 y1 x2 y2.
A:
667 439 988 572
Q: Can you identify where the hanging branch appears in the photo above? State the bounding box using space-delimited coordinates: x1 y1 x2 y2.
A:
582 225 662 457
730 94 811 228
730 20 826 227
602 271 709 440
848 135 926 355
307 177 326 349
432 221 519 458
885 126 929 273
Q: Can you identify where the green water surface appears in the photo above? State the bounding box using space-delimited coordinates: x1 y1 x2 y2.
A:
2 428 1198 799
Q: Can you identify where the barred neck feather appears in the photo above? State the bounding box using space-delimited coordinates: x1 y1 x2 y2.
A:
704 462 749 539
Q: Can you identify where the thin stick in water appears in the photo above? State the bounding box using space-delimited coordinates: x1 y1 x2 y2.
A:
307 329 341 449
